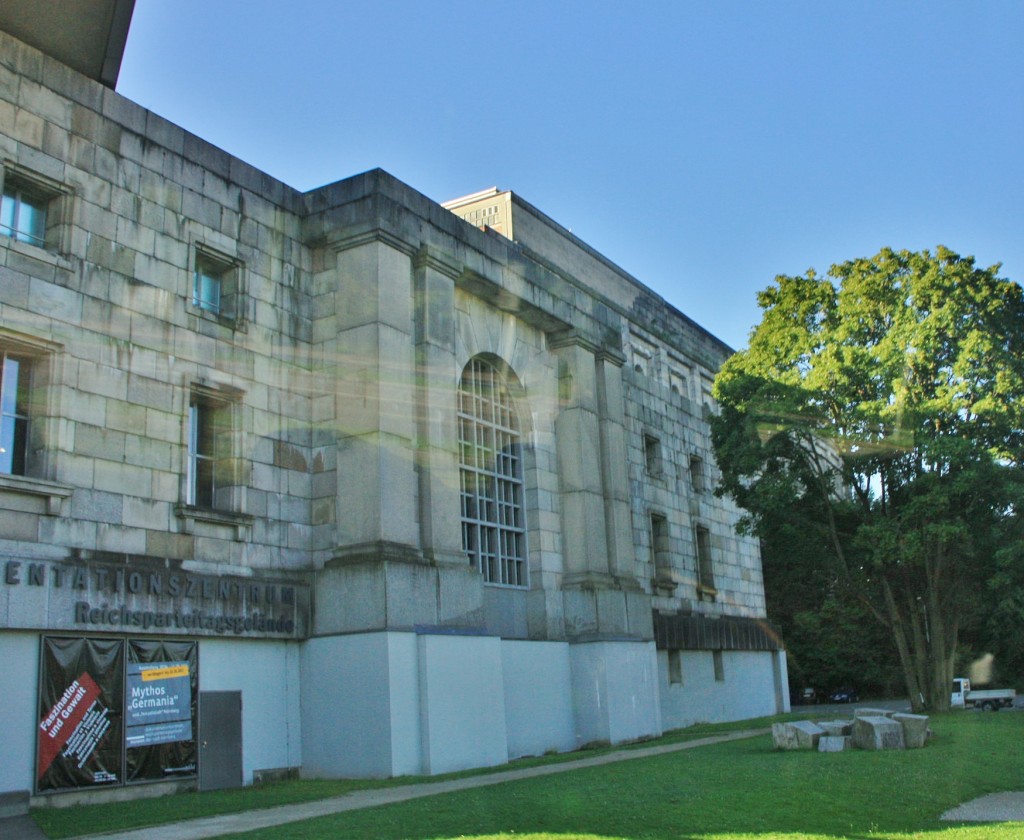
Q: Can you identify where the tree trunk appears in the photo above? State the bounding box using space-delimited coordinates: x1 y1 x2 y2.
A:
882 578 926 712
879 574 959 712
923 541 954 712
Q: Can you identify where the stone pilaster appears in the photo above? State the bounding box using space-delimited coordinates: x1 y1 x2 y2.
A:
594 350 636 583
551 338 610 580
331 239 418 552
412 246 464 567
550 330 650 641
411 247 485 627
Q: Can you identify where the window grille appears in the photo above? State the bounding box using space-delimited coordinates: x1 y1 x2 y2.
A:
458 358 527 587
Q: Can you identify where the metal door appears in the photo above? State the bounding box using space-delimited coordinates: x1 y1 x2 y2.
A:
198 691 242 790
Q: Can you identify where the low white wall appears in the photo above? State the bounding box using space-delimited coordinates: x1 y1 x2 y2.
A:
300 632 420 779
501 639 575 759
301 631 509 778
199 639 302 784
0 632 40 796
570 640 662 746
418 633 508 774
658 649 782 731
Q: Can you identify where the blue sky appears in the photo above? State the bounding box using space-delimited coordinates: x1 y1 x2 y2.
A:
118 1 1023 350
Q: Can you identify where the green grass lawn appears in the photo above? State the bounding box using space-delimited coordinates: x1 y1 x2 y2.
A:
33 712 1024 840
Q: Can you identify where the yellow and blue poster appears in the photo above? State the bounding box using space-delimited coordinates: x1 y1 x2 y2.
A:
125 661 193 747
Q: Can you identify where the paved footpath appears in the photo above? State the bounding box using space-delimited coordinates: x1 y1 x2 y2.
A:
59 729 768 840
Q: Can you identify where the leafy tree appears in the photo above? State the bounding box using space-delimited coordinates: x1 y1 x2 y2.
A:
757 507 903 699
984 512 1024 686
711 247 1024 711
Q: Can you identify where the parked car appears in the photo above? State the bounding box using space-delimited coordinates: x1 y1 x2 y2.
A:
828 686 859 703
800 687 818 704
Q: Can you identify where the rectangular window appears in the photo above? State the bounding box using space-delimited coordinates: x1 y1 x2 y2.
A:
191 247 243 325
0 351 30 475
668 650 683 685
689 454 705 493
193 253 223 314
1 179 48 246
644 434 663 475
651 512 669 574
695 524 716 599
187 391 235 510
713 649 725 682
0 166 68 252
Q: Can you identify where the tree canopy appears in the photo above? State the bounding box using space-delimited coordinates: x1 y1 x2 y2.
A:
711 246 1024 711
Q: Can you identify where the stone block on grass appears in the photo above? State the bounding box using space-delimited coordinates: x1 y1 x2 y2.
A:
893 713 930 749
772 720 825 750
818 720 854 737
852 715 905 750
818 735 851 752
854 707 896 718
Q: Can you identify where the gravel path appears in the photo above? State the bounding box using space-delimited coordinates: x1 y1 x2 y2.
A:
941 791 1024 822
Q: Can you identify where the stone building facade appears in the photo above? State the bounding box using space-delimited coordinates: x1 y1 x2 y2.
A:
0 6 787 803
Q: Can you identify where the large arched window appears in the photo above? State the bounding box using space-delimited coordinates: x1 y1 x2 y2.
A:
458 357 527 587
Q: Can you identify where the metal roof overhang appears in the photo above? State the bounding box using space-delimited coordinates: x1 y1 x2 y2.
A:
654 612 785 652
0 0 136 88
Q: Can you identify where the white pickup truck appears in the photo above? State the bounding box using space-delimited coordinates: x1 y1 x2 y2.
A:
951 677 1016 711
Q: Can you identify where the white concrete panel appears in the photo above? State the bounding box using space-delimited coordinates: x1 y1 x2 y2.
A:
300 633 408 778
299 632 423 779
658 649 781 731
0 633 39 796
385 633 422 776
569 640 662 747
501 639 575 759
418 633 507 774
775 650 791 713
200 639 301 784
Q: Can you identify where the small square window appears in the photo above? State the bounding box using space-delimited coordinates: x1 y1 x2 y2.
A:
191 247 243 325
1 182 46 246
0 167 67 252
193 254 223 314
0 351 31 475
644 434 663 475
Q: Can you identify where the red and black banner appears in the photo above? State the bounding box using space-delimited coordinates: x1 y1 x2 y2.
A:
37 636 199 792
37 637 123 790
